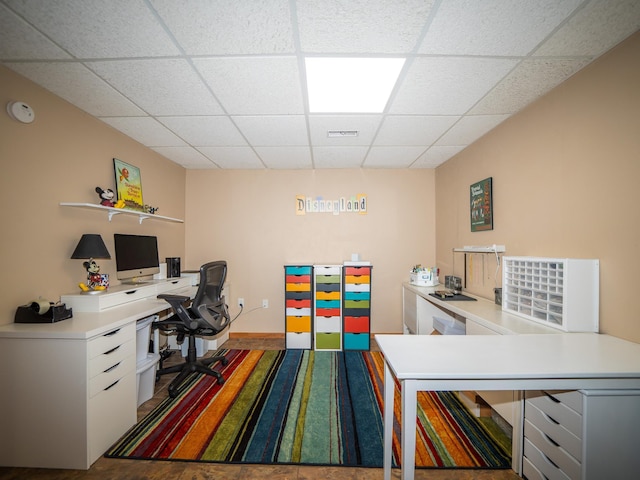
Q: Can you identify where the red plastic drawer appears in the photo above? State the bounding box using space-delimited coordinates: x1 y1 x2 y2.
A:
316 308 340 317
344 266 371 276
286 298 311 308
344 316 369 333
285 274 310 283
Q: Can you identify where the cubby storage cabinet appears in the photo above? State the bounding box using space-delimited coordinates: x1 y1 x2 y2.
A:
284 265 313 349
343 263 372 350
314 265 343 351
502 257 599 332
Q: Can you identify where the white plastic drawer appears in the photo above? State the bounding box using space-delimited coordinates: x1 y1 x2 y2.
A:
286 307 311 317
89 350 135 398
526 390 583 438
88 323 135 359
286 332 311 349
524 421 581 480
89 338 135 379
524 439 572 480
344 283 370 292
315 316 341 332
314 266 341 275
525 401 582 461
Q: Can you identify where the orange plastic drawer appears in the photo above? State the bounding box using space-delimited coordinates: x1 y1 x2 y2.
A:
344 316 370 333
286 316 311 332
286 282 311 292
316 291 340 300
345 275 370 284
285 274 310 283
286 298 311 308
344 266 371 276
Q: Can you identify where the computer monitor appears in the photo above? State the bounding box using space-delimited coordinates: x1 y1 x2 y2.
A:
113 234 160 283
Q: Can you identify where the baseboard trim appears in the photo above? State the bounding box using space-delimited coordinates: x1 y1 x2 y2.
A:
229 332 285 339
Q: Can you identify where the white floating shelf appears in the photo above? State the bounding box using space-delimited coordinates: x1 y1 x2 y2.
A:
453 245 506 253
60 202 183 224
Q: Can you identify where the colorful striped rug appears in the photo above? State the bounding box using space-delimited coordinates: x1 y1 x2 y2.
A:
106 349 511 468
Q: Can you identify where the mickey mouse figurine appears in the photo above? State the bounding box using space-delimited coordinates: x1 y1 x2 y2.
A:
95 187 115 207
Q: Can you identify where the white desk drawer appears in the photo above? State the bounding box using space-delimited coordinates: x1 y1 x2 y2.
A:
89 349 135 398
88 323 135 359
524 420 581 480
156 277 191 293
89 338 135 379
526 390 583 438
88 370 136 463
525 401 582 461
524 438 572 480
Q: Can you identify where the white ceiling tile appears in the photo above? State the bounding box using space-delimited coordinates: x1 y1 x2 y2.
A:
5 0 180 58
534 0 640 57
88 59 224 116
255 146 313 169
390 57 519 115
197 146 265 169
100 117 187 147
412 146 466 168
158 116 247 147
150 0 295 55
308 115 382 146
375 116 460 145
0 4 71 60
470 58 592 114
6 62 145 116
435 115 510 146
312 146 369 168
420 0 582 56
233 116 309 146
296 0 434 53
194 57 304 115
152 147 218 169
364 146 426 168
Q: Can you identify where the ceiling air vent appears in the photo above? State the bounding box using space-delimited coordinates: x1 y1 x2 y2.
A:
327 130 359 138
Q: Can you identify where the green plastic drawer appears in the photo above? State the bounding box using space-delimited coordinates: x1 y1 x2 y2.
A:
315 332 341 350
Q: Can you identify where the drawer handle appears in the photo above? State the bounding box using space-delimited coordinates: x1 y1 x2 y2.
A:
544 433 560 447
104 361 121 373
543 391 560 403
104 379 120 391
171 280 179 284
126 290 138 295
104 328 121 337
544 413 560 425
104 345 121 355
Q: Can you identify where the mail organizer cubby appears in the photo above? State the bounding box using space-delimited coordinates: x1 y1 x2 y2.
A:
314 265 343 351
284 265 313 349
343 264 372 350
502 256 599 332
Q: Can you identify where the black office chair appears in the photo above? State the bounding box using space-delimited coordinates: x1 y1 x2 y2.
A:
154 260 231 398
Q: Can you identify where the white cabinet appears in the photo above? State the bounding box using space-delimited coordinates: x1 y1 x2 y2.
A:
502 257 599 332
523 389 640 480
0 323 137 469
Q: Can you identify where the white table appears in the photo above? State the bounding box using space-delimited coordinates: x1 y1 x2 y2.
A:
375 333 640 480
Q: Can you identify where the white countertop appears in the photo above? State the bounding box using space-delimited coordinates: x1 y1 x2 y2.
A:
403 282 559 335
375 333 640 385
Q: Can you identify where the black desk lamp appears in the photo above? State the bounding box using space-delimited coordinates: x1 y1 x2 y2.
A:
71 234 111 293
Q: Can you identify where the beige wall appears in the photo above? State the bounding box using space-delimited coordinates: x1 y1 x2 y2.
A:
185 169 436 334
0 66 186 326
435 32 640 343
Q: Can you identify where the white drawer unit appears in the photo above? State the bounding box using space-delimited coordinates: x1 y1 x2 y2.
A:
523 389 640 480
502 257 599 332
314 264 342 351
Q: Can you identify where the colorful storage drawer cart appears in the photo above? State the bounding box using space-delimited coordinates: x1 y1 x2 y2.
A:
284 265 313 349
314 265 343 351
343 263 372 350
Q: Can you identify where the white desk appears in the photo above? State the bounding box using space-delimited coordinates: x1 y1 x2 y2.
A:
0 279 196 469
376 333 640 480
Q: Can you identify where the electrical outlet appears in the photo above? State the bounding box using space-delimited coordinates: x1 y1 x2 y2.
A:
262 299 269 308
238 297 244 308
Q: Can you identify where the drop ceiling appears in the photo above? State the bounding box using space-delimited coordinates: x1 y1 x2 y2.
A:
1 0 638 169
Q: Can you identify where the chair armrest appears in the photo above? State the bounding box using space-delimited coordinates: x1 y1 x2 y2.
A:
157 293 190 306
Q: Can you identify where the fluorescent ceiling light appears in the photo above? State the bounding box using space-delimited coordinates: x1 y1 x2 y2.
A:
305 57 405 113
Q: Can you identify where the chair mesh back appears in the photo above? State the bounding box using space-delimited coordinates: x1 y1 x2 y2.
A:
193 261 227 308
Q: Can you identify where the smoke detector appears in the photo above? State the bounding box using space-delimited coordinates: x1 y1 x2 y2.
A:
327 130 358 138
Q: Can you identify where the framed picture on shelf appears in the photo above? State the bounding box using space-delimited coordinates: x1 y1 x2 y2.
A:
113 158 145 212
470 177 493 232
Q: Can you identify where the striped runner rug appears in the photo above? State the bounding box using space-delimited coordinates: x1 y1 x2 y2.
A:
106 349 511 468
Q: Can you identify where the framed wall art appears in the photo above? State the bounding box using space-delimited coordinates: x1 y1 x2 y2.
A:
470 177 493 232
113 158 145 212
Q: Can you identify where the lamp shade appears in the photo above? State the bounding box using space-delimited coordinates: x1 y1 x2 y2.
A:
71 234 111 259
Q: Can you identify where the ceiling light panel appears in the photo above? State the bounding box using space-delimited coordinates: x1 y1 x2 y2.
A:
306 57 405 113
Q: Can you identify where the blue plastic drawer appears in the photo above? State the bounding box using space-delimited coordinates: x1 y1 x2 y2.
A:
344 291 370 301
285 266 312 275
344 333 370 350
